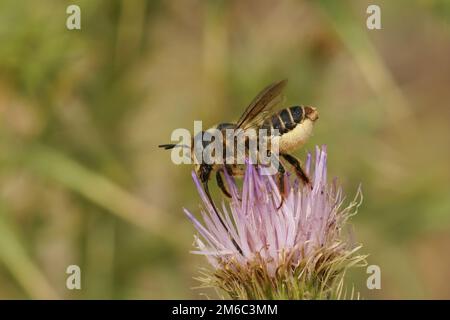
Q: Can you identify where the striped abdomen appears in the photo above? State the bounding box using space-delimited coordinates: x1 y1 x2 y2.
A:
261 106 313 135
261 106 319 153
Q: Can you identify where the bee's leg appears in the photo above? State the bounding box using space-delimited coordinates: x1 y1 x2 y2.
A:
216 170 232 198
276 161 286 210
199 164 243 255
281 153 311 187
199 165 223 224
224 164 236 178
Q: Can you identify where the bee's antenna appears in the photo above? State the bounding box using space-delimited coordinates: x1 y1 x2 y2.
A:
158 144 189 150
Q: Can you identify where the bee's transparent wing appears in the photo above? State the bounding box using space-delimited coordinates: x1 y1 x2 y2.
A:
236 79 287 130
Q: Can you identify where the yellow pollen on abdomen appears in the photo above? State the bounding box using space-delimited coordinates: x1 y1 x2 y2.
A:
279 119 314 153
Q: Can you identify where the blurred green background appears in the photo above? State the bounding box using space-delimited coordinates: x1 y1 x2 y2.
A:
0 0 449 299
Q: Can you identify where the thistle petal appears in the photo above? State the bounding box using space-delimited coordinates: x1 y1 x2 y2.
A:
185 145 366 299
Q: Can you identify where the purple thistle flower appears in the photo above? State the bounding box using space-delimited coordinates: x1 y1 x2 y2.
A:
185 145 366 299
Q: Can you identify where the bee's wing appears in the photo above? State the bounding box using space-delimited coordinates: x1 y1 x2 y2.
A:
236 79 287 130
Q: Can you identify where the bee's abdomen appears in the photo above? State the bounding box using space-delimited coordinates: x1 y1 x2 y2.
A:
289 106 304 123
262 106 304 135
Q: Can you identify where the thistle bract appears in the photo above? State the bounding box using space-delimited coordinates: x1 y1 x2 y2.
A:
184 145 366 299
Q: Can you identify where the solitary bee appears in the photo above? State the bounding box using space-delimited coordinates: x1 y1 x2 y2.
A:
159 80 318 253
159 79 318 201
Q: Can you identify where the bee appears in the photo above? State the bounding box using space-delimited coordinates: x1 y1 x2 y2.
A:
159 80 318 251
159 79 318 199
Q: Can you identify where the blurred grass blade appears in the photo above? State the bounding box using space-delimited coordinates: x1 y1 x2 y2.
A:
316 1 411 121
14 146 186 247
0 209 59 299
22 145 171 238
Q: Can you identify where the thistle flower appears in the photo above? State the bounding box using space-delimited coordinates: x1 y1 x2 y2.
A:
184 145 366 300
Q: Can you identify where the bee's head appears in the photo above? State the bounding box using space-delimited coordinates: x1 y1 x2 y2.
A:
304 106 319 122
